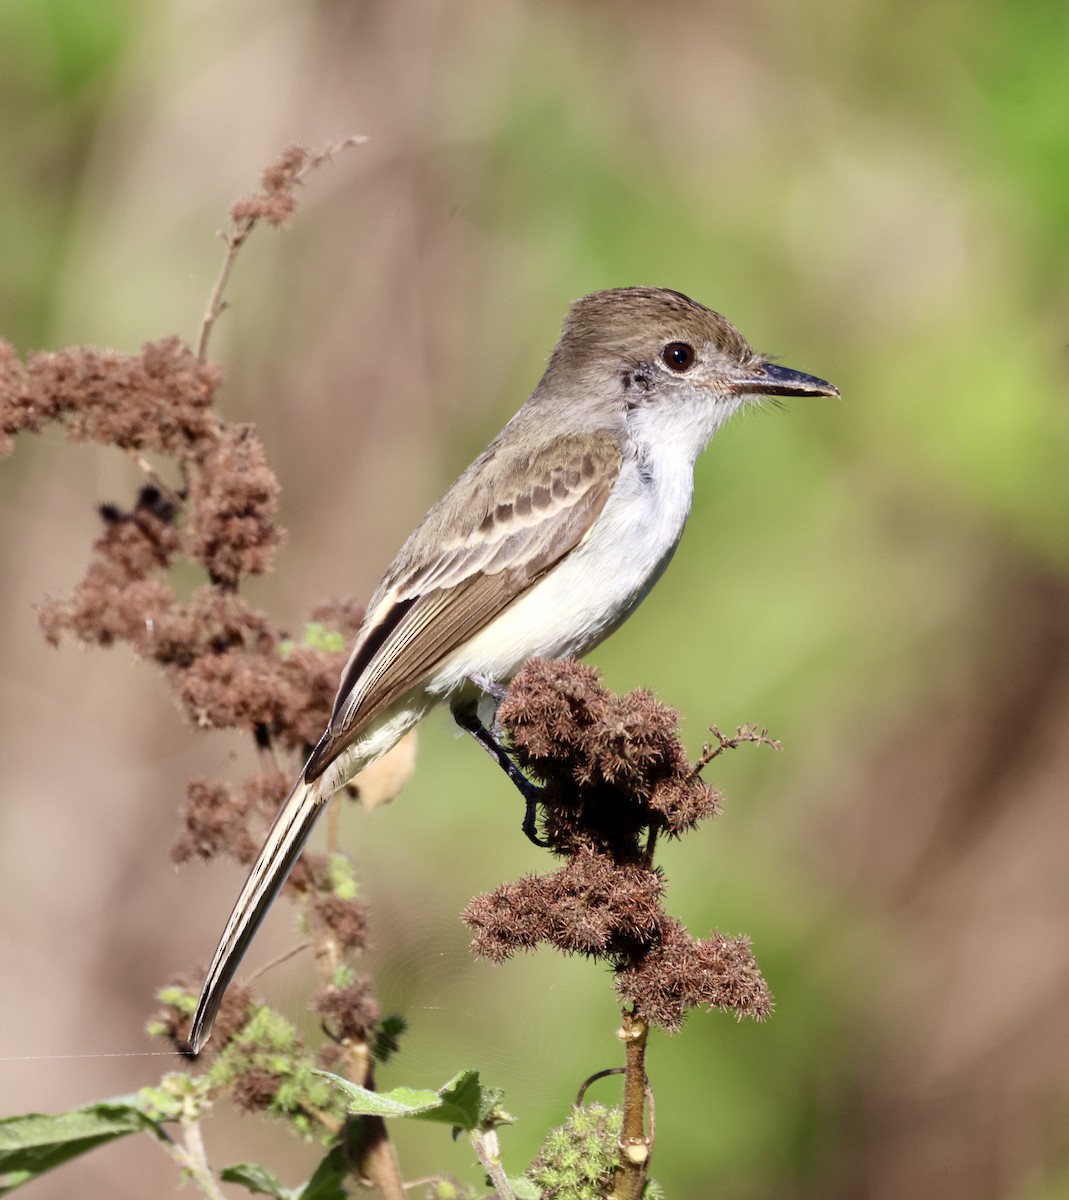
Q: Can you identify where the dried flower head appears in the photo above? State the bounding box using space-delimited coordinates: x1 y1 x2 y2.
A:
463 659 772 1031
314 977 381 1041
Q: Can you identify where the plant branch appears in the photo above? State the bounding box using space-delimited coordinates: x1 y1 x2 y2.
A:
575 1066 624 1107
611 1008 651 1200
471 1125 516 1200
144 1100 226 1200
178 1112 227 1200
123 447 184 507
196 135 366 363
353 1116 407 1200
244 939 311 986
691 723 782 776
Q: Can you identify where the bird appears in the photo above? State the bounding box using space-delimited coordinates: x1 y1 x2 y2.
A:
186 285 838 1052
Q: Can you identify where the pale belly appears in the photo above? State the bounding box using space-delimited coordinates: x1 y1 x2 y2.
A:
427 460 689 694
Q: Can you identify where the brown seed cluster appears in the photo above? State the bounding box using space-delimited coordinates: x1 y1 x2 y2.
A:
0 336 219 458
314 977 381 1042
464 659 772 1031
231 1067 285 1114
0 149 392 1076
229 143 314 230
151 972 254 1059
312 893 371 952
185 426 284 586
498 657 722 852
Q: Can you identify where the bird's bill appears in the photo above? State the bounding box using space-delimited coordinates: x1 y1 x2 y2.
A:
730 361 839 398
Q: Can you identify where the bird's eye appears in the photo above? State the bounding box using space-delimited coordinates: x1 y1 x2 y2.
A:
661 342 696 372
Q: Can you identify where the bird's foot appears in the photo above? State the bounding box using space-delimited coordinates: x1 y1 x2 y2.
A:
452 695 548 847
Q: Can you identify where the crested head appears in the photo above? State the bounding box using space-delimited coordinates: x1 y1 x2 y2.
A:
534 286 838 428
557 286 754 369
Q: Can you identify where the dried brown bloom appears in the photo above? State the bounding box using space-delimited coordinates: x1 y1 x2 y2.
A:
312 894 370 952
238 771 292 820
186 588 275 655
5 141 384 1115
225 143 352 233
615 920 772 1031
95 487 181 577
499 658 722 849
314 977 381 1040
172 779 256 866
186 425 284 586
37 571 176 650
172 773 291 867
150 972 253 1057
261 145 311 193
464 847 665 963
1 339 219 455
276 646 350 752
463 658 772 1031
231 1067 283 1113
317 1042 345 1072
228 146 311 230
175 649 292 733
286 849 327 897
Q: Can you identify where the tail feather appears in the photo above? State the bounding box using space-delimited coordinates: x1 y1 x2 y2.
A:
188 775 325 1054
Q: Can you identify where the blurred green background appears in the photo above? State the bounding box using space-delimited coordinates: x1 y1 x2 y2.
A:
2 1 1068 1197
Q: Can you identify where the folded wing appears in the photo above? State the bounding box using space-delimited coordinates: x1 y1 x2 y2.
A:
304 429 623 781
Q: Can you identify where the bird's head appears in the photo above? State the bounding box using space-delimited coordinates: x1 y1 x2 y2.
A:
545 286 838 438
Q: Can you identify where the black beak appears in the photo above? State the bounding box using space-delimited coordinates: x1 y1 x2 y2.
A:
732 361 839 398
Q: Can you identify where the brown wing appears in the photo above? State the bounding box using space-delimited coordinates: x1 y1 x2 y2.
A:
304 430 622 781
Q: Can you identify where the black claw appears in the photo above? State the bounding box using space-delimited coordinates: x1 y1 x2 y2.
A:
522 793 550 848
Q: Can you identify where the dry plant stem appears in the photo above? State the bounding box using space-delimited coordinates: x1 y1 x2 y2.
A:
124 446 183 507
345 1048 406 1198
196 135 366 363
299 1103 342 1138
179 1113 227 1200
146 1114 226 1200
470 1126 515 1200
326 792 341 853
690 723 782 776
576 1067 625 1107
243 939 310 985
611 1009 651 1200
355 1117 406 1200
196 231 244 363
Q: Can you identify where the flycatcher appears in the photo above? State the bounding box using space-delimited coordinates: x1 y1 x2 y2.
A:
187 286 838 1052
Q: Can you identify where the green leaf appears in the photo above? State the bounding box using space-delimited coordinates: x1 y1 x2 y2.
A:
297 1146 349 1200
412 1071 482 1131
314 1073 441 1117
0 1097 158 1192
314 1069 483 1130
221 1162 295 1199
220 1162 297 1199
278 623 346 659
509 1177 542 1200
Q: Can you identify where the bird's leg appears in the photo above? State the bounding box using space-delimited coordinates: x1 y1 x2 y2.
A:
452 692 548 847
467 673 510 737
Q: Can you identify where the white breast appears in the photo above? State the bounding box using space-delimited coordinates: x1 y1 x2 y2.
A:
427 398 718 694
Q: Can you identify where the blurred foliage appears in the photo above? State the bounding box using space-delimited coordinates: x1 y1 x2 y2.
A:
1 0 1067 1198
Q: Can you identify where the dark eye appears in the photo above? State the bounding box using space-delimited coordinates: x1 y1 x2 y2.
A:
661 342 696 372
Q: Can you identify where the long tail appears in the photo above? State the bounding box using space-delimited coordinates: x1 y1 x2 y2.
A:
188 774 325 1054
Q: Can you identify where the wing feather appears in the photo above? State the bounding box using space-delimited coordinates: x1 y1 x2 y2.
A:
304 430 622 781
